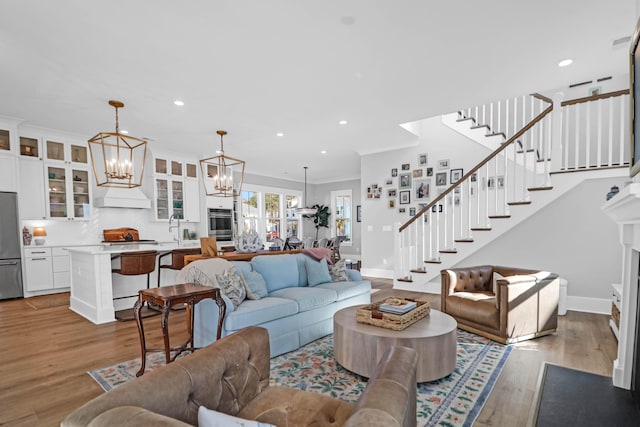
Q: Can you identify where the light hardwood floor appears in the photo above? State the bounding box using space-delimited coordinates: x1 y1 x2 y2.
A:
0 278 618 426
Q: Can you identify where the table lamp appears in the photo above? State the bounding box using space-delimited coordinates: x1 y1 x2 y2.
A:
33 227 47 245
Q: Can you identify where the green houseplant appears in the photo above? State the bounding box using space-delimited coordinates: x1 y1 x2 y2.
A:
304 204 331 240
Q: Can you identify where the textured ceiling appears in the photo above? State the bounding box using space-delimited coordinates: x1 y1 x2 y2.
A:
0 0 636 183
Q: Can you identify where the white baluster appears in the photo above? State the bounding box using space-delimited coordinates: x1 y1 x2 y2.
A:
608 97 614 167
575 103 580 169
620 95 625 166
597 100 603 168
585 101 591 169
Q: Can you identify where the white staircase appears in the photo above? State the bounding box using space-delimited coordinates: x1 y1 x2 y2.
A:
394 90 630 291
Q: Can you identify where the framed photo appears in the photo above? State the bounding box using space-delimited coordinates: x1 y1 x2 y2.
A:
414 179 430 200
470 173 477 182
426 167 433 177
412 169 423 178
401 163 410 171
497 176 505 188
356 205 361 222
399 173 412 189
418 153 428 166
450 168 463 184
438 159 450 170
435 172 447 186
399 190 410 204
409 207 416 216
385 178 393 185
388 199 395 209
388 189 397 197
487 177 495 189
391 168 398 177
431 204 443 213
399 207 406 213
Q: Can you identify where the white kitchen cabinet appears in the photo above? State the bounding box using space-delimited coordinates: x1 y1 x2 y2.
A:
151 154 200 222
18 157 46 220
0 154 18 192
52 247 71 288
45 164 91 220
44 139 88 166
24 247 54 291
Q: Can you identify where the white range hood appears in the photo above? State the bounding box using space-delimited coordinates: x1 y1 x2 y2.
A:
94 187 151 209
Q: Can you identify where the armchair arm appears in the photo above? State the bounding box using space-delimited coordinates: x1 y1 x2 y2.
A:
345 346 418 427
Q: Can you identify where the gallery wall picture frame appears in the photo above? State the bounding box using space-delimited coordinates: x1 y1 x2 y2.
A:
356 205 361 222
412 169 423 178
419 153 428 166
389 199 395 209
409 207 416 216
426 167 433 177
399 207 406 213
391 168 398 177
399 173 412 189
388 189 397 197
497 176 505 188
438 159 450 169
414 179 430 200
470 173 477 182
450 168 463 183
401 163 410 171
385 178 393 185
435 172 447 186
431 204 443 213
399 190 410 204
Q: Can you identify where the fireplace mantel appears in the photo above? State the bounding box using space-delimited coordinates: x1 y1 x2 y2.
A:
603 182 640 389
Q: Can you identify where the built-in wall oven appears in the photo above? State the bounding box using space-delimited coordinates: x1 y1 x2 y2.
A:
207 208 233 241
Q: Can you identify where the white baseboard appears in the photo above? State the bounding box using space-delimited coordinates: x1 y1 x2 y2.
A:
360 268 394 279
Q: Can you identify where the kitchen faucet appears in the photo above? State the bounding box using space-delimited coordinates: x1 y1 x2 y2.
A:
169 214 181 244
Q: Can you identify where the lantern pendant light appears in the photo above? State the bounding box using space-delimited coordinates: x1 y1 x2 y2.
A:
296 166 317 215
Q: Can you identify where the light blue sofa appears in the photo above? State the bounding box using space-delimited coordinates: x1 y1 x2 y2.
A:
192 253 371 357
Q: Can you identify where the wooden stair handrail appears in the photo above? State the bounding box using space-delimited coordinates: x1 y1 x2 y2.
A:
399 94 553 232
561 89 629 107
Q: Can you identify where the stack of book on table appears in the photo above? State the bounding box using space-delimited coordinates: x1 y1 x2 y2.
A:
378 299 417 315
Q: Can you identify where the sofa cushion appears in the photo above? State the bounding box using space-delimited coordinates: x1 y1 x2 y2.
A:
199 405 275 427
328 259 348 282
224 297 299 331
269 287 337 312
315 280 371 302
242 271 269 300
252 255 300 292
231 261 253 278
305 257 332 286
215 270 247 309
446 292 499 329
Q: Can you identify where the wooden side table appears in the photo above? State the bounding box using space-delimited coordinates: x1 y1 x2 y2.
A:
133 283 226 377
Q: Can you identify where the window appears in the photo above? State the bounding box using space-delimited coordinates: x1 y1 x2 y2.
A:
240 190 258 233
331 189 352 245
240 185 303 244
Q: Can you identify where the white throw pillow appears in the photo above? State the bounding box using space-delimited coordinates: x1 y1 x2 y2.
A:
492 271 504 295
198 406 275 427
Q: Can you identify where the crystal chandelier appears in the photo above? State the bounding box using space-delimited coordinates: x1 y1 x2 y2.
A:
200 130 245 197
87 100 147 188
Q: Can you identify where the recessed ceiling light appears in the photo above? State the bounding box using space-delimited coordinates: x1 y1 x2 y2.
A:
120 129 129 134
558 59 573 67
320 150 327 154
339 120 348 125
174 100 184 106
276 132 284 137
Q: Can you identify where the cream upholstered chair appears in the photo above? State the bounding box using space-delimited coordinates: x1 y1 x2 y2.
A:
441 265 559 344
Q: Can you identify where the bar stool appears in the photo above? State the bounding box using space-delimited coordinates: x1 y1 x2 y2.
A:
157 248 201 287
112 250 159 290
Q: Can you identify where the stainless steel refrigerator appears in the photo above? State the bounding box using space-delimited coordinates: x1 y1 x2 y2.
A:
0 192 23 299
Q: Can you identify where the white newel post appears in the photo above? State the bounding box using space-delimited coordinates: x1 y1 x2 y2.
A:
550 92 564 172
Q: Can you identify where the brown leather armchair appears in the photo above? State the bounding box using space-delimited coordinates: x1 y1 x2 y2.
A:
441 265 559 344
62 326 418 427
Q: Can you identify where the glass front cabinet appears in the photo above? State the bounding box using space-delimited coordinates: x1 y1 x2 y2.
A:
46 166 91 220
152 154 199 222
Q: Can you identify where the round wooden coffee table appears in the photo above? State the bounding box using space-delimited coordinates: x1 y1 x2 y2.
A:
333 305 457 382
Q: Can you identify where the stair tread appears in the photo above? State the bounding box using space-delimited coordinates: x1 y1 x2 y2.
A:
470 124 490 130
456 117 475 123
439 249 458 254
487 132 506 138
454 238 474 242
470 227 492 231
528 186 553 191
424 260 442 264
488 215 511 219
410 268 427 274
507 201 532 205
397 277 413 283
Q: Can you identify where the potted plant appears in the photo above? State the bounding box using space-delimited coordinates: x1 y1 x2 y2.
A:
304 204 331 240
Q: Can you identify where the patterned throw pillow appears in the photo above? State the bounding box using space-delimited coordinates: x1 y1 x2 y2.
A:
215 270 247 309
328 259 349 282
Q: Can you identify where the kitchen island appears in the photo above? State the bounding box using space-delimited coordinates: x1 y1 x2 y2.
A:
67 242 199 324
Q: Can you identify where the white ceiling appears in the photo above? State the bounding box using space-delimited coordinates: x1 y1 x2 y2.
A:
0 0 636 184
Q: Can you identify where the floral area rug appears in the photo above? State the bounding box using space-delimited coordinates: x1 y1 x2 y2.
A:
88 329 511 427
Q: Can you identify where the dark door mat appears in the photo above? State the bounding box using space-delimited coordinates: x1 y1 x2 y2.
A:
115 306 161 322
532 363 640 426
